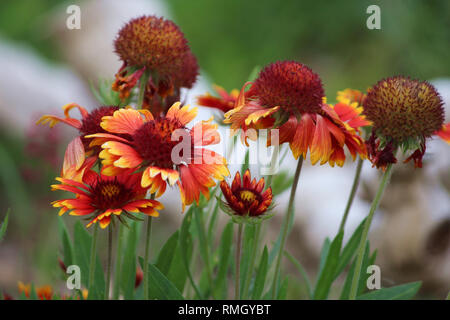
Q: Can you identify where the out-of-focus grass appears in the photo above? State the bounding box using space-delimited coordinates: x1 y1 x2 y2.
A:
167 0 450 97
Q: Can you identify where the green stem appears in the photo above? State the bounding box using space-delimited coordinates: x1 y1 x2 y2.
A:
242 223 261 299
271 156 303 299
87 224 99 297
112 223 125 300
143 215 153 300
338 157 364 233
349 164 393 300
105 226 113 299
137 70 150 108
235 223 243 300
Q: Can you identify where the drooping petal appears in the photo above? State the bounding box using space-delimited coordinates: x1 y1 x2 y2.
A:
310 115 332 165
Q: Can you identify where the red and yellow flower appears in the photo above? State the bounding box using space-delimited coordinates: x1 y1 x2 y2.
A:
362 76 449 169
220 170 273 223
197 85 240 114
224 61 368 166
37 104 125 179
86 102 229 210
51 167 163 228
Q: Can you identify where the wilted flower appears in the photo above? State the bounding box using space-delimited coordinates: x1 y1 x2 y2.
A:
113 15 198 115
86 102 229 210
363 76 449 169
224 61 368 166
51 167 163 228
219 170 273 224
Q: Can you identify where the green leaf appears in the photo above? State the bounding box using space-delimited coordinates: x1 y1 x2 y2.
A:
284 250 312 299
340 241 370 300
277 276 289 300
193 206 213 293
73 221 105 300
138 258 184 300
313 232 344 300
167 238 192 293
57 216 73 267
120 221 140 299
214 222 233 299
252 246 269 300
271 171 294 196
334 218 367 279
207 200 220 244
156 230 179 276
0 209 10 242
317 237 331 276
357 282 422 300
179 206 202 299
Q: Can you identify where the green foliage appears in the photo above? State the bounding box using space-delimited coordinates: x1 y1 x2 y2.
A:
357 282 422 300
313 232 344 299
138 258 184 300
252 246 269 300
0 209 10 242
73 222 105 299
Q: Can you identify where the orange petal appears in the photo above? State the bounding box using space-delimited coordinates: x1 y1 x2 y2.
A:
62 137 85 178
310 115 332 165
100 109 144 134
166 102 198 126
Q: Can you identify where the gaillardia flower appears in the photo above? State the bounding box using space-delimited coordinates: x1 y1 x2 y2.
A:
51 168 163 228
113 15 198 115
224 61 368 166
363 76 449 169
37 104 122 179
86 102 229 210
197 85 240 114
220 170 273 224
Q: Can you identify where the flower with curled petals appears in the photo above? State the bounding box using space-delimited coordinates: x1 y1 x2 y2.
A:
219 170 273 224
363 76 449 169
224 61 368 166
86 102 229 210
51 168 163 229
197 85 240 114
36 104 124 179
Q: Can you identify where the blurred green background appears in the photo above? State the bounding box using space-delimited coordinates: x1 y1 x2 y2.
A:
0 0 448 298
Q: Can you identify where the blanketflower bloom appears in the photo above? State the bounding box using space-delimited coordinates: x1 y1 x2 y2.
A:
37 104 123 179
197 85 240 114
51 167 163 228
220 170 273 223
362 76 449 169
18 282 53 300
224 61 368 166
86 102 229 210
113 15 198 115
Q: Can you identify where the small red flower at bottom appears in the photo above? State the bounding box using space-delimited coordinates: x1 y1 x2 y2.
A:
220 170 273 224
51 169 163 228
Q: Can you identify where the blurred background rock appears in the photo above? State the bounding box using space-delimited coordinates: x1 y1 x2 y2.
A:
0 0 448 299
